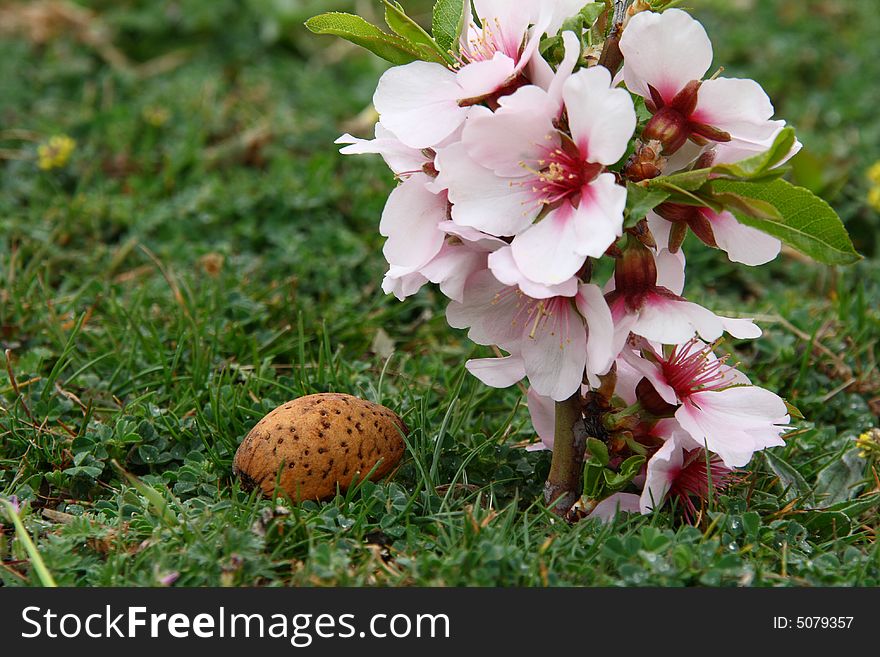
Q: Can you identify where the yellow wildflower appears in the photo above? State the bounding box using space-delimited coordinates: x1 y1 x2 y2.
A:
37 135 76 171
867 161 880 186
856 428 880 459
868 186 880 212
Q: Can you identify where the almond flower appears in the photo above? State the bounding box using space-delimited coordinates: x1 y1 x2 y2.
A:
620 8 793 162
448 269 614 401
440 63 636 285
625 339 790 468
372 0 556 149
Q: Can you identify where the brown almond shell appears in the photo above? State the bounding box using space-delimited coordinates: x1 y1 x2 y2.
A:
232 393 407 502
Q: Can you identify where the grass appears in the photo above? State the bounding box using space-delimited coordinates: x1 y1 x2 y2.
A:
0 0 878 587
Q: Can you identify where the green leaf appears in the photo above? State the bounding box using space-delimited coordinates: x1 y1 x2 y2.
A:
814 447 866 507
383 1 450 64
802 510 852 542
709 178 861 265
579 2 607 26
711 127 797 179
305 12 420 65
625 182 669 222
648 168 711 192
586 437 609 466
432 0 467 54
764 450 812 503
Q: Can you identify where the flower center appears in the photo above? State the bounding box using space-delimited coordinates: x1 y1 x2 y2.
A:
494 289 574 346
523 145 602 207
459 17 521 65
660 339 736 399
669 448 735 521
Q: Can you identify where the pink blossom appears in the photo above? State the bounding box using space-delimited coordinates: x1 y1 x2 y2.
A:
620 9 793 158
640 428 736 518
626 339 790 468
448 270 614 401
373 1 552 149
439 65 635 284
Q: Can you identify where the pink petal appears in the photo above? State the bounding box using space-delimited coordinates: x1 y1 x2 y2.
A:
575 283 616 376
521 300 587 401
436 143 537 236
587 493 641 522
640 437 684 513
457 52 518 100
633 295 723 345
655 248 686 296
620 8 713 103
335 122 425 174
420 244 489 303
380 175 447 270
374 62 469 149
382 268 428 300
564 67 637 165
488 246 579 299
462 86 557 177
710 210 781 266
510 204 588 285
466 355 527 388
446 270 522 351
571 174 627 258
438 221 507 252
526 387 556 450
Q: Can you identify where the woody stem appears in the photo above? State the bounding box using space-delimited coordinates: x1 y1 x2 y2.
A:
544 391 587 518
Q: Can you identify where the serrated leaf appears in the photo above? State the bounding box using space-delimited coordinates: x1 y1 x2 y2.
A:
383 1 450 64
709 178 861 265
305 12 420 65
712 127 797 179
625 182 669 222
432 0 467 54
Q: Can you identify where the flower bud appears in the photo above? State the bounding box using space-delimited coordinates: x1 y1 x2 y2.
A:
614 238 657 304
643 107 690 154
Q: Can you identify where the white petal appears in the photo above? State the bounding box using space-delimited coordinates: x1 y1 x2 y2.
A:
382 268 428 300
693 77 774 131
438 221 507 252
436 142 537 236
488 246 579 299
379 175 447 270
466 355 526 388
446 270 522 350
587 493 641 522
511 204 588 285
633 295 723 345
620 8 713 102
374 62 468 149
462 86 557 176
655 247 686 295
420 244 488 303
564 67 637 165
456 53 518 100
575 283 616 376
710 210 781 266
719 316 762 340
335 123 425 174
521 300 587 401
571 174 627 257
526 387 556 450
